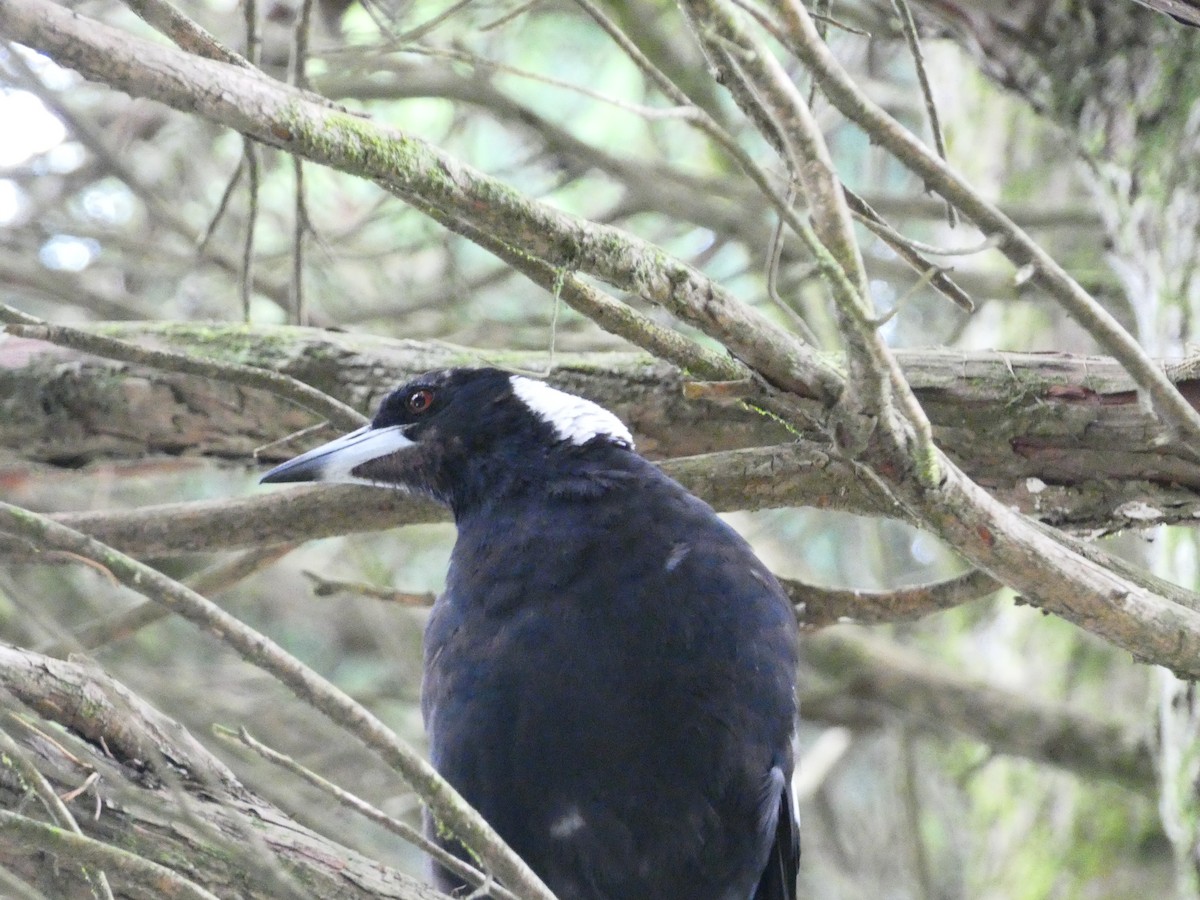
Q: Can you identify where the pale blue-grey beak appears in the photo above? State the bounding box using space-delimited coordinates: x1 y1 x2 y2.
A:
259 425 415 485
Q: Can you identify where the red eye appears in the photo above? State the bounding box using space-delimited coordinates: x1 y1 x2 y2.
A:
407 388 434 414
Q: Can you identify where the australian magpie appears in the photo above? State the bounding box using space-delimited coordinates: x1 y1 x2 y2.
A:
261 367 800 900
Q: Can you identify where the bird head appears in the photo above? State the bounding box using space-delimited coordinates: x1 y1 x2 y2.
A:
259 367 634 511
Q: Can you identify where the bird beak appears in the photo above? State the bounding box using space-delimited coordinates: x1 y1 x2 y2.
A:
259 424 415 485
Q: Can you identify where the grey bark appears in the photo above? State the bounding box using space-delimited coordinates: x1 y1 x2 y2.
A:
4 324 1200 533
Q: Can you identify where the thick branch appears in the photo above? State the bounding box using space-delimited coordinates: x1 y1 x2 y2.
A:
802 630 1156 795
0 503 556 900
0 645 445 900
5 325 1200 531
12 445 871 557
0 0 843 402
775 0 1200 449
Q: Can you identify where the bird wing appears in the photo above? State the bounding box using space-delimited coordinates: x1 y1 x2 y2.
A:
752 767 800 900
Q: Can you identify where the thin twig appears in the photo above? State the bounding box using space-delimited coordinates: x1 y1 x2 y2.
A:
215 726 522 900
196 157 245 254
47 545 294 655
240 138 259 322
889 0 956 227
774 0 1200 453
855 210 997 257
119 0 248 65
302 570 435 606
392 0 477 42
845 189 975 310
479 0 542 31
765 186 823 344
0 502 558 900
0 729 113 899
240 0 261 322
787 568 1000 629
399 45 699 121
254 421 332 457
868 265 942 328
289 0 316 326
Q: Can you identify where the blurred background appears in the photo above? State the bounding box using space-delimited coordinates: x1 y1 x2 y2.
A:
3 0 1199 896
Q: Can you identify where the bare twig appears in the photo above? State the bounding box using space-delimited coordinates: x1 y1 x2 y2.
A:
119 0 249 65
240 138 260 322
788 568 1001 629
239 0 261 323
774 0 1200 452
302 571 435 606
215 726 522 900
844 189 975 310
479 0 542 31
0 727 113 900
46 545 293 655
196 156 245 253
289 0 316 325
889 0 956 227
398 44 698 121
390 0 477 42
766 187 823 344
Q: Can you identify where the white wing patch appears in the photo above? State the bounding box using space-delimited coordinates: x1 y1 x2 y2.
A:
549 807 587 839
510 376 634 448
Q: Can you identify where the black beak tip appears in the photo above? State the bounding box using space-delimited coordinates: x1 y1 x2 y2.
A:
259 461 318 485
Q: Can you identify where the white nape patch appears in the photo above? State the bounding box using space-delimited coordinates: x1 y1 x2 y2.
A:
549 808 587 839
510 376 634 448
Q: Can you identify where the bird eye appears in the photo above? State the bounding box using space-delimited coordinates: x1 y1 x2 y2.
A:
407 388 434 414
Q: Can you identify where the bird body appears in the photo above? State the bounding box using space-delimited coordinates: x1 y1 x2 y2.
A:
261 368 800 900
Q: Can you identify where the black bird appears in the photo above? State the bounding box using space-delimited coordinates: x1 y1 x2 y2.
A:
261 368 800 900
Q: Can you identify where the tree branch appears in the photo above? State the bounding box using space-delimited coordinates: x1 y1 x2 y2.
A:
0 307 366 431
774 0 1200 451
0 0 842 402
802 629 1156 795
0 502 556 900
789 568 1001 628
6 326 1200 530
0 645 447 900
